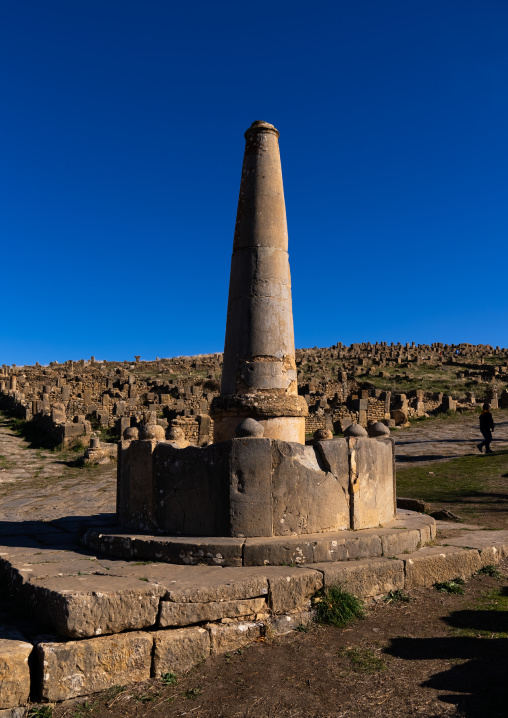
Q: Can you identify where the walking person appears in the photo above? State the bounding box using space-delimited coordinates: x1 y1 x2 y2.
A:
477 403 495 454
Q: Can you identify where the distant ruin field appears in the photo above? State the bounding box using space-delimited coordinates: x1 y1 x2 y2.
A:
1 342 507 453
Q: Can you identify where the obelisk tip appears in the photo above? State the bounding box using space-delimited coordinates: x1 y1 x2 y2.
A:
245 120 279 138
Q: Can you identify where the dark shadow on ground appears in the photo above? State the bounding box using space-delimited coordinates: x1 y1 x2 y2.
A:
463 492 508 502
0 514 117 546
0 415 62 450
385 587 508 717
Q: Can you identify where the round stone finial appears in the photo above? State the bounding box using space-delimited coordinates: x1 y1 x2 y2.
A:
139 423 165 441
235 418 264 438
314 428 333 441
244 120 279 139
343 423 368 438
123 426 139 441
367 421 391 438
167 426 185 441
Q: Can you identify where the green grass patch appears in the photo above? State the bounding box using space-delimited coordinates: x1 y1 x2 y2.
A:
477 565 502 579
28 708 53 718
184 687 202 700
161 672 177 686
71 700 98 716
338 647 386 673
450 587 508 639
313 586 365 627
396 449 508 505
434 577 465 594
383 589 412 603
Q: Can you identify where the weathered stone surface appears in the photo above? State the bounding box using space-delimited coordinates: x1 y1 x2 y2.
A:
37 632 152 702
393 510 436 541
24 574 165 638
207 621 263 655
8 558 106 591
314 438 349 492
243 535 316 566
0 639 32 709
82 530 245 567
163 567 269 603
235 418 264 438
343 423 368 437
399 547 482 588
313 558 404 597
229 438 273 537
126 439 157 532
271 441 349 534
265 567 323 613
0 707 27 718
368 422 390 438
396 497 431 514
152 627 210 676
242 530 385 566
443 530 508 565
153 442 230 536
311 533 383 562
378 528 421 556
212 120 307 444
159 597 267 627
350 437 395 529
269 610 315 635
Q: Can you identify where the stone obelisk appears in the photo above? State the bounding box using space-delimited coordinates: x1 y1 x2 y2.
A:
211 120 308 443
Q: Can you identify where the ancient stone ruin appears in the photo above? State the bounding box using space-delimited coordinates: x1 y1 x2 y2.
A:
100 121 396 554
1 121 507 712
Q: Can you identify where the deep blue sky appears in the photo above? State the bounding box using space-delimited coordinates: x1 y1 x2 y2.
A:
1 0 507 365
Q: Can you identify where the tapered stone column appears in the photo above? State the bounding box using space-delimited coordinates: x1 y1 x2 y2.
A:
211 121 308 443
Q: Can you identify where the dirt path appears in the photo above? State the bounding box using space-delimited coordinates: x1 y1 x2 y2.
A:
394 410 508 467
0 414 115 527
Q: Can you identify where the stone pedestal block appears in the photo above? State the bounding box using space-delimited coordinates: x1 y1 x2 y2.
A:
0 639 32 710
117 435 396 539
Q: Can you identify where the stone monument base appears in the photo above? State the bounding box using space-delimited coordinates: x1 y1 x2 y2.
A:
117 435 396 538
81 511 435 567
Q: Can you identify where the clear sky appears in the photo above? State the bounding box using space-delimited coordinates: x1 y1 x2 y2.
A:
1 0 507 365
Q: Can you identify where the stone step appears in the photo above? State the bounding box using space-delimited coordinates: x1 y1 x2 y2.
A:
1 527 507 707
81 510 436 567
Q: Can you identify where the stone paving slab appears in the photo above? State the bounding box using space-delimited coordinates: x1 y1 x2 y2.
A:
159 597 268 627
7 558 108 590
441 530 508 565
23 574 166 638
434 520 484 531
0 639 32 710
312 557 405 597
152 626 210 677
397 546 482 588
37 631 153 702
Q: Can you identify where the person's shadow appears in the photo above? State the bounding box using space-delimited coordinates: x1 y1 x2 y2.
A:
385 585 508 717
